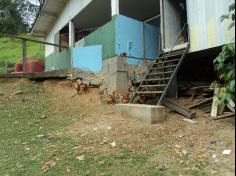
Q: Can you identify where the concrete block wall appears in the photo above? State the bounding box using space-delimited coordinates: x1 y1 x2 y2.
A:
101 56 129 94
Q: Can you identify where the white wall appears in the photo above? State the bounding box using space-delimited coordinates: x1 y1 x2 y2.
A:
45 0 92 57
187 0 235 52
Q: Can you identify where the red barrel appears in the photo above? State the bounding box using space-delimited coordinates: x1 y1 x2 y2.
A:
25 59 44 73
33 60 44 72
15 63 23 72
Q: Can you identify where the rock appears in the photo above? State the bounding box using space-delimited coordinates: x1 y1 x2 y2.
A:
76 155 85 161
37 134 45 138
107 126 112 130
212 154 217 159
174 144 181 149
66 168 71 173
183 119 198 124
111 142 116 148
50 162 56 168
85 170 91 175
13 91 24 95
182 150 188 156
40 115 47 119
222 150 231 155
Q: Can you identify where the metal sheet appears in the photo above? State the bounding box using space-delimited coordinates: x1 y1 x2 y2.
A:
187 0 235 52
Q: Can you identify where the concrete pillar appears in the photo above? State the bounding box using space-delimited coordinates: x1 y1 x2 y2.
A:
69 20 75 48
54 32 60 53
102 57 129 95
111 0 119 16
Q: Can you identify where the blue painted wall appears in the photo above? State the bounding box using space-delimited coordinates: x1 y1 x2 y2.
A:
115 15 159 65
66 15 159 73
72 45 102 73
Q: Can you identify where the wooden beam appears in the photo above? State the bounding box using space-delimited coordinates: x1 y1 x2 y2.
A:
0 33 68 48
204 112 235 120
211 84 221 117
22 39 27 72
163 99 196 119
188 98 213 109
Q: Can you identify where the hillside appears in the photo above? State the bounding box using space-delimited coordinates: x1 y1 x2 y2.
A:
0 34 45 64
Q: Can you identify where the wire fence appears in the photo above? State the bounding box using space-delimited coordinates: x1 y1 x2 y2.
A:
0 60 15 75
0 33 67 75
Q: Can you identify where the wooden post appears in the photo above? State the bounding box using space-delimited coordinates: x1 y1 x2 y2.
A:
5 60 8 74
211 84 221 117
22 39 27 72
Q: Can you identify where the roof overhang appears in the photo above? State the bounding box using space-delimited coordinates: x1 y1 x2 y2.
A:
30 0 67 37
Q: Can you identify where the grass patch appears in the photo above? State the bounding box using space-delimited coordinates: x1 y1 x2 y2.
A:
0 34 45 74
0 80 213 176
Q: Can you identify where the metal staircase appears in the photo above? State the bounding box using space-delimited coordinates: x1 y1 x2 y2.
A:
129 46 189 105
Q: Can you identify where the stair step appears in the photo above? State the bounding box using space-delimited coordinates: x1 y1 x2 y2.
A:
155 59 180 65
160 50 185 58
136 91 163 94
148 71 173 76
144 78 170 82
151 65 177 70
140 84 167 88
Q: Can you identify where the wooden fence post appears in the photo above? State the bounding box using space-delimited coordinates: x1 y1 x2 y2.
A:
22 39 27 72
5 60 8 74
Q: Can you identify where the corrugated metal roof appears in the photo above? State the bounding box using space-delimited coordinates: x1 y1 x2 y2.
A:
30 0 67 36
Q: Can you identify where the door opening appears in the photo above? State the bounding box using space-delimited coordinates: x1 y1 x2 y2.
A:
161 0 188 51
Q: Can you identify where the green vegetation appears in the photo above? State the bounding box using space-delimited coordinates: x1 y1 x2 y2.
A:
213 3 235 105
0 34 45 63
0 80 213 176
0 34 45 74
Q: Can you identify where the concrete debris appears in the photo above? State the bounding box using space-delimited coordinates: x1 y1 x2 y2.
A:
107 126 112 130
222 150 231 155
182 149 188 156
76 155 85 161
212 154 217 159
183 118 198 124
174 144 181 149
111 141 116 147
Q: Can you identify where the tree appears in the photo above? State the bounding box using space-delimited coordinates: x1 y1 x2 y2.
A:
0 0 44 34
17 0 44 30
213 3 235 105
0 0 27 34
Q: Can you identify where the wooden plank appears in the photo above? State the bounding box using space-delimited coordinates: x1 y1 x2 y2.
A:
228 99 235 108
204 112 235 120
211 85 221 117
227 103 235 113
163 99 196 119
188 98 213 109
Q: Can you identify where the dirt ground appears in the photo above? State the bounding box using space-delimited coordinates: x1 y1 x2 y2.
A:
0 78 235 176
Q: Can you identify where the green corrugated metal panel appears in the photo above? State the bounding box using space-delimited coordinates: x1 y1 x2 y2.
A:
84 16 116 60
45 49 71 71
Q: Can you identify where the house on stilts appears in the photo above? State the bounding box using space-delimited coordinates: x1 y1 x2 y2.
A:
31 0 235 105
